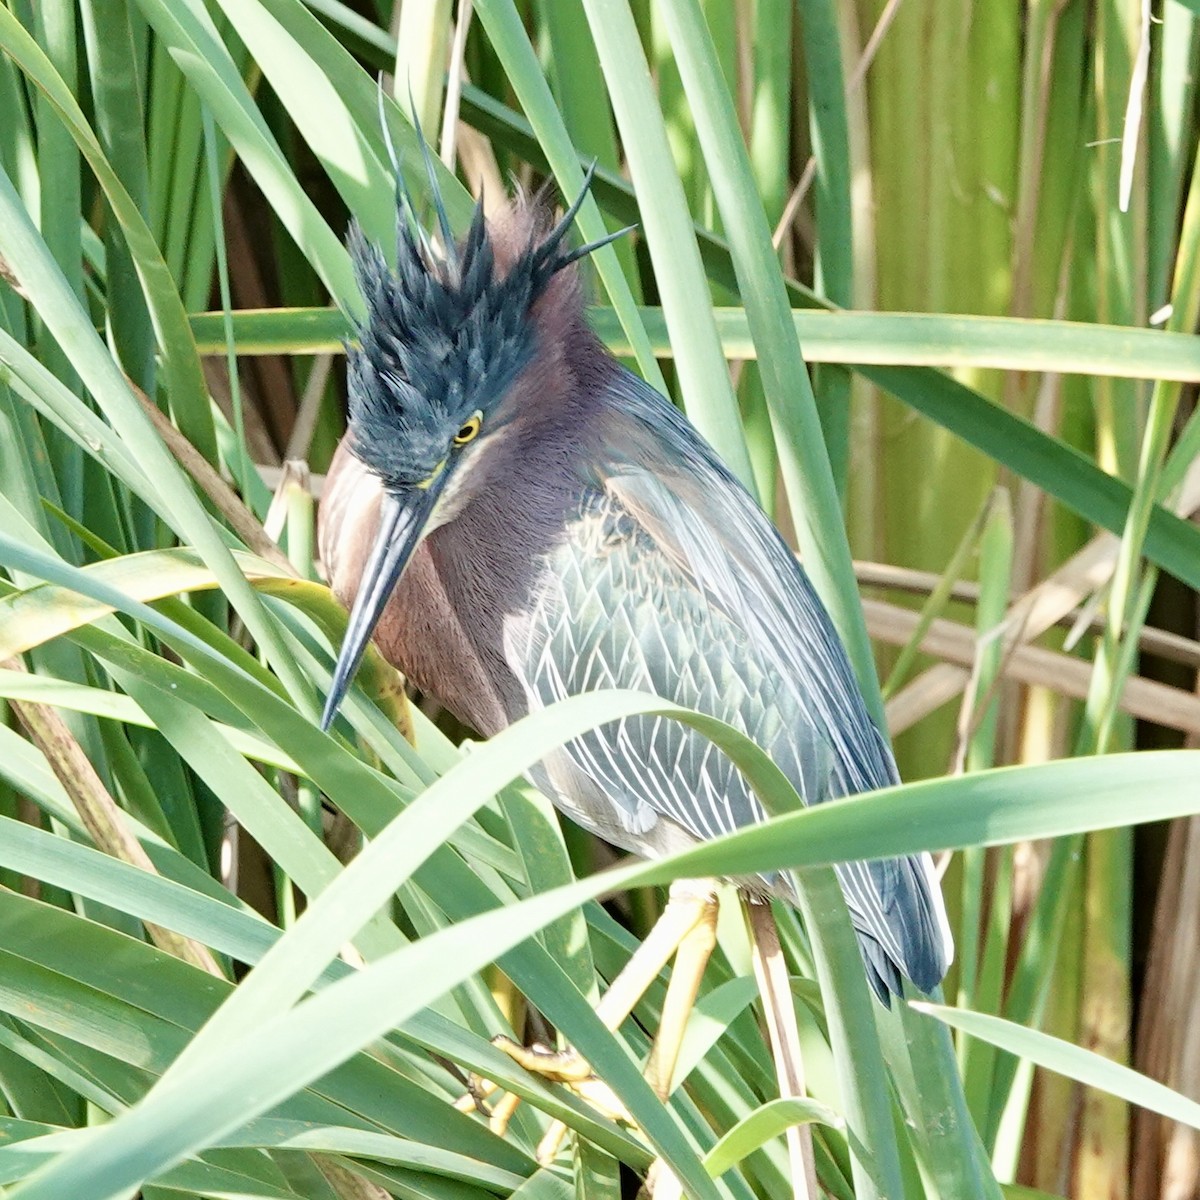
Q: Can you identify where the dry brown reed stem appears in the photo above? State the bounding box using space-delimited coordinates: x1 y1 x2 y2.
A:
1133 614 1200 1200
4 655 223 977
284 353 335 464
856 560 1200 671
877 454 1200 737
131 381 295 576
1133 816 1200 1200
868 598 1200 738
439 0 472 170
746 899 819 1200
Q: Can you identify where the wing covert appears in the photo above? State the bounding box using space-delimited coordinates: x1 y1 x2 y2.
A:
505 490 824 847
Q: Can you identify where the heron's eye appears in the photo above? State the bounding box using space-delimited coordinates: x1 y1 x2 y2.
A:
453 412 483 445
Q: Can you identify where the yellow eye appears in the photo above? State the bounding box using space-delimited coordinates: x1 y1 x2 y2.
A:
453 412 482 445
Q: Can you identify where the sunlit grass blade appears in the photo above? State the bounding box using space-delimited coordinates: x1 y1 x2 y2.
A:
918 1003 1200 1132
10 727 1200 1199
577 0 755 491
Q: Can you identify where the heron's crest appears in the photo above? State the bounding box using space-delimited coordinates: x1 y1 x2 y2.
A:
346 131 622 489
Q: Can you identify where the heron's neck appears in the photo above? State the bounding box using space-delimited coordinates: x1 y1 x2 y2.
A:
478 314 620 486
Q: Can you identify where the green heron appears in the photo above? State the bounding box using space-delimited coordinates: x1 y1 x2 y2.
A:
318 160 952 1146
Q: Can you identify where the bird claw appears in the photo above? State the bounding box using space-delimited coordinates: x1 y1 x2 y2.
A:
491 1036 597 1084
457 1035 635 1161
453 1073 498 1112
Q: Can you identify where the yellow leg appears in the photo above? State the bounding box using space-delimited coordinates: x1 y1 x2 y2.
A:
644 884 719 1099
486 1089 523 1136
474 879 721 1161
599 879 718 1020
745 898 819 1200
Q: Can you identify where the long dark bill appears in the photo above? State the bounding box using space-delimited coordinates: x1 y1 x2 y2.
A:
320 483 443 731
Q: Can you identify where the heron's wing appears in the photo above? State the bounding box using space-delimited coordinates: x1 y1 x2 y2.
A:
506 375 951 997
506 485 837 846
605 461 951 995
608 466 897 796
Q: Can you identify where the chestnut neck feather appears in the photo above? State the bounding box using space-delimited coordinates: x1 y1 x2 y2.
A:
369 289 624 735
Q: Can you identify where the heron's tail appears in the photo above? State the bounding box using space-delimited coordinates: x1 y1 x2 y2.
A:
842 850 954 1005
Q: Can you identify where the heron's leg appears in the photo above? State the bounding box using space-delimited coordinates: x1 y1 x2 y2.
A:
529 880 719 1164
476 879 720 1156
745 898 818 1200
644 885 719 1098
495 879 719 1083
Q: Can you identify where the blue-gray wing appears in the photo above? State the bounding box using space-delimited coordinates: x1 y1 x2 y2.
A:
506 489 835 841
504 382 951 998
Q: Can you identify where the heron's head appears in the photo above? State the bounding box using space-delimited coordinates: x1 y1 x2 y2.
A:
321 160 621 730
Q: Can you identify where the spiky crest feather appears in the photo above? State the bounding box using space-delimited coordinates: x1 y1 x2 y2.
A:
346 150 619 490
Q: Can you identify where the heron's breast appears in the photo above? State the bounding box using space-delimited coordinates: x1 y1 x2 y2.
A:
319 446 515 735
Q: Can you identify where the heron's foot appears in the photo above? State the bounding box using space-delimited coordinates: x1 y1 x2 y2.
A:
455 880 721 1164
455 1036 633 1162
491 1036 595 1084
494 1036 631 1126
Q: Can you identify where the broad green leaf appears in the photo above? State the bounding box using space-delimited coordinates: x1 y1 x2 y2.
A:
703 1098 843 1178
9 674 1200 1200
916 1002 1200 1130
0 546 409 738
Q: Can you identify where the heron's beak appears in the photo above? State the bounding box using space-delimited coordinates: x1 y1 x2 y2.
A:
320 479 444 730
